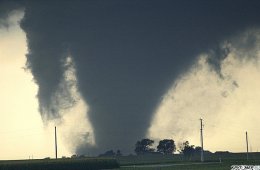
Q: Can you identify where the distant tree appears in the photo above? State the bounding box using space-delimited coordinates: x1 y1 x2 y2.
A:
178 141 195 159
215 151 230 154
79 155 86 158
135 138 155 155
179 141 212 160
157 139 176 154
194 146 202 155
194 146 212 155
71 154 78 159
99 150 116 157
116 150 122 156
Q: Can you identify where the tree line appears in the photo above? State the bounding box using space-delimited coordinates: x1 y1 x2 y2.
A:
134 138 209 159
99 138 211 159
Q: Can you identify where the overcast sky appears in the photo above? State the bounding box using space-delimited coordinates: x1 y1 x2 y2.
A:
1 0 260 159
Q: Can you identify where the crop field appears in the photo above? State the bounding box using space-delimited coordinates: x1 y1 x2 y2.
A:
118 160 260 170
0 153 260 170
0 158 119 170
113 153 260 170
113 152 260 165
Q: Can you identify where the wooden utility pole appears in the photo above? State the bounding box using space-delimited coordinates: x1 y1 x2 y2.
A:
246 131 249 160
200 118 204 162
55 126 58 159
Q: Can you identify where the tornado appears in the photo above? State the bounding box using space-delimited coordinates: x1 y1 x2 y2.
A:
1 0 257 154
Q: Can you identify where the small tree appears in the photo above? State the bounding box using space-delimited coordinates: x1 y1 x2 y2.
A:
194 146 202 155
116 150 122 156
99 150 116 157
157 139 176 154
178 141 195 160
135 138 155 155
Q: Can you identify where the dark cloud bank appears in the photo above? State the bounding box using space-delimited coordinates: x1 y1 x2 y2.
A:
1 0 260 155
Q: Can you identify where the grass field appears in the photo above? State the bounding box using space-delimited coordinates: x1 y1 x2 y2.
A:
0 157 119 170
0 153 259 170
116 160 260 170
113 152 260 170
114 152 260 165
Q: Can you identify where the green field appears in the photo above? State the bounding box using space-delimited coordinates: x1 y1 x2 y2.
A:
113 152 260 165
113 152 260 170
0 158 119 170
118 160 260 170
0 153 259 170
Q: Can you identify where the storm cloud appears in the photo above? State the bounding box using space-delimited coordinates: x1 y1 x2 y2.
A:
2 0 260 154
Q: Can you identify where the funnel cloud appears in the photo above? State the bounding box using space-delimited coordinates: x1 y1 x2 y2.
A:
1 0 260 155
